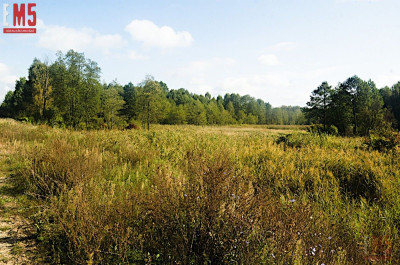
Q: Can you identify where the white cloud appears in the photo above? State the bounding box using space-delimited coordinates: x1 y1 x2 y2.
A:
258 54 279 66
336 0 382 2
374 74 400 88
92 34 125 52
0 63 18 102
257 42 297 67
128 50 149 60
170 57 235 94
215 66 345 106
187 57 235 72
0 64 17 84
167 57 346 106
269 42 297 52
37 21 125 53
125 19 193 48
209 72 295 106
174 57 235 77
220 74 291 93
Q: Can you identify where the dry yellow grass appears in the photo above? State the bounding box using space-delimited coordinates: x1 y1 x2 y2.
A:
0 120 398 264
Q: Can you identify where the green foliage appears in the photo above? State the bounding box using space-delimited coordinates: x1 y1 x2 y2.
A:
304 76 394 136
137 78 172 129
304 81 333 129
0 50 310 128
307 124 338 135
30 59 53 121
363 131 400 152
270 106 304 125
187 99 207 125
275 133 323 149
381 82 400 130
50 50 102 128
101 82 125 129
4 51 400 134
0 77 32 119
125 119 141 130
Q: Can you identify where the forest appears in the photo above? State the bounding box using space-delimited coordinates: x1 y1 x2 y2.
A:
0 50 304 129
304 78 400 136
2 50 400 136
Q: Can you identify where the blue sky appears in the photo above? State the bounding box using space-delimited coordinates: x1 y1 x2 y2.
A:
0 0 399 106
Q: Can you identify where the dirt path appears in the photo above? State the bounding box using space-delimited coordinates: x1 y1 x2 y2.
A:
0 171 35 264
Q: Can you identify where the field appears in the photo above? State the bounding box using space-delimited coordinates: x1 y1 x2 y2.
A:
0 119 399 264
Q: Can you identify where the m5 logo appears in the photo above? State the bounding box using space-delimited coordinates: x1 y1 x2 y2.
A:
3 3 37 33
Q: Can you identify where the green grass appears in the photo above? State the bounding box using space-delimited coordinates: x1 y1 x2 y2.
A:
11 242 24 256
0 254 9 263
0 226 10 232
0 119 399 264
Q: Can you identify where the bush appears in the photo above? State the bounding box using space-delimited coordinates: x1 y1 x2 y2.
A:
307 124 338 135
125 119 141 130
275 133 317 149
28 138 103 198
327 125 339 135
364 131 400 152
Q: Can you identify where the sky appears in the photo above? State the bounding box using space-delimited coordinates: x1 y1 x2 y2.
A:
0 0 399 107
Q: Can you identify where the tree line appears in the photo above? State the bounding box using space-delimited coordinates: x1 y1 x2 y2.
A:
0 50 305 129
304 76 400 135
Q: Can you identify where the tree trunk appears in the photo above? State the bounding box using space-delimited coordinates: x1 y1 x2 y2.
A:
147 101 150 130
353 105 357 135
42 69 48 120
323 92 326 131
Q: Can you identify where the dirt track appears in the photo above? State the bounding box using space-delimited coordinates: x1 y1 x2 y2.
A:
0 156 35 264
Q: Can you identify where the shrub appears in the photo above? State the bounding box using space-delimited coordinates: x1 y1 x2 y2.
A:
275 133 316 149
125 119 141 130
27 138 103 198
327 125 339 135
364 131 400 152
330 162 381 203
307 124 338 135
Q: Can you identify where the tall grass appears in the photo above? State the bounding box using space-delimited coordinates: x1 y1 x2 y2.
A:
0 119 399 264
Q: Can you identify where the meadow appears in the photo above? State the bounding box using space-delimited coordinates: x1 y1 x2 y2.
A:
0 119 399 264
